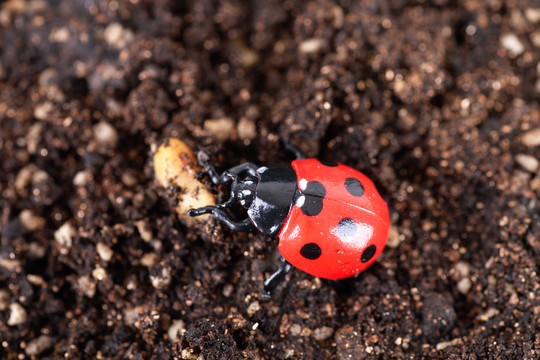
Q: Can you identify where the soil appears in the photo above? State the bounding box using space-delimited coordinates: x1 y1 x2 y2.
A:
1 0 539 359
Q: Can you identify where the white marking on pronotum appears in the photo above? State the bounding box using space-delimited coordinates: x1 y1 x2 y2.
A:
242 190 252 196
296 195 305 207
257 166 268 173
299 178 307 191
244 180 254 185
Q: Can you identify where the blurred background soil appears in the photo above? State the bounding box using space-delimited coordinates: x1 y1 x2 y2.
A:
0 0 539 359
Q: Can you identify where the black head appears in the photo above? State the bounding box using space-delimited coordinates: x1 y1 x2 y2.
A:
247 164 297 237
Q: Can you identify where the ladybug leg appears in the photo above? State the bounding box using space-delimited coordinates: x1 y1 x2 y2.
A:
262 257 292 300
282 139 306 160
197 151 258 184
188 206 255 232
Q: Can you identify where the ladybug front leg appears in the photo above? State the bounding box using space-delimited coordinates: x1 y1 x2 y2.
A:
262 257 292 300
188 206 255 232
197 151 258 184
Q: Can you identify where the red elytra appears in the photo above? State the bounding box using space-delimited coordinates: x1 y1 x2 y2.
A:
277 159 390 279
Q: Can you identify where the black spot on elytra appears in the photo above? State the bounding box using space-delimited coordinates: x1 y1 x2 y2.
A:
337 218 357 239
301 181 326 216
345 177 364 197
318 159 338 167
361 244 377 263
300 243 322 260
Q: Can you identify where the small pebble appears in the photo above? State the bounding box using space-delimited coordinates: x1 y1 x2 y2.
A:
204 118 235 142
299 38 325 54
73 170 92 187
385 225 401 248
290 323 302 336
19 210 45 232
49 27 70 43
96 242 114 262
0 289 10 311
135 220 153 242
515 154 539 172
0 257 20 271
92 267 108 281
78 275 96 298
477 307 500 322
222 284 234 297
33 101 54 120
54 222 76 249
27 274 45 286
420 293 456 340
247 301 261 316
25 335 53 356
525 8 540 23
140 253 158 267
501 33 525 55
150 267 172 289
168 319 186 341
237 117 257 142
103 22 134 48
457 277 472 295
521 128 540 147
313 326 334 341
93 121 119 149
7 302 27 326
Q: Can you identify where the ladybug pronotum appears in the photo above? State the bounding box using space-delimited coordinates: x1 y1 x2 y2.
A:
188 143 390 298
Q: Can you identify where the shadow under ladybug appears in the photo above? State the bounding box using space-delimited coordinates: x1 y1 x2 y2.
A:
188 142 390 300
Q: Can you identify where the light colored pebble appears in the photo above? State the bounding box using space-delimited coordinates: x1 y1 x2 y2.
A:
33 101 54 120
103 22 134 48
7 302 27 326
26 274 45 286
385 225 401 248
313 326 334 341
289 323 302 336
78 275 96 298
153 138 216 224
73 170 92 187
204 117 235 142
0 289 10 311
121 173 138 187
49 27 70 43
457 277 472 295
435 337 463 351
140 253 158 267
222 284 234 297
168 319 186 341
19 209 45 232
525 8 540 23
454 261 471 277
299 38 325 54
26 123 43 154
501 34 525 55
123 307 140 326
531 31 540 48
25 335 53 356
38 68 59 87
515 153 539 172
15 165 37 193
96 242 114 262
476 307 500 322
150 268 171 289
237 117 257 141
247 301 261 316
93 121 119 149
135 220 153 242
28 242 46 258
54 222 76 249
522 128 540 147
0 257 21 272
92 267 108 281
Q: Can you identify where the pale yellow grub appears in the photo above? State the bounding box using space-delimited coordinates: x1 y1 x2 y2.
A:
153 138 215 223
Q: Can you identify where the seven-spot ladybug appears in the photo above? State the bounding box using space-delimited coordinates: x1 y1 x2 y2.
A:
188 143 390 298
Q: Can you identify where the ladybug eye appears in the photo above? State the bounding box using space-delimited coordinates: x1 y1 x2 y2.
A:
361 244 377 263
345 177 364 197
300 243 322 260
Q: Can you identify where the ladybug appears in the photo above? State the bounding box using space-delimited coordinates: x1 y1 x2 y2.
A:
188 143 390 298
